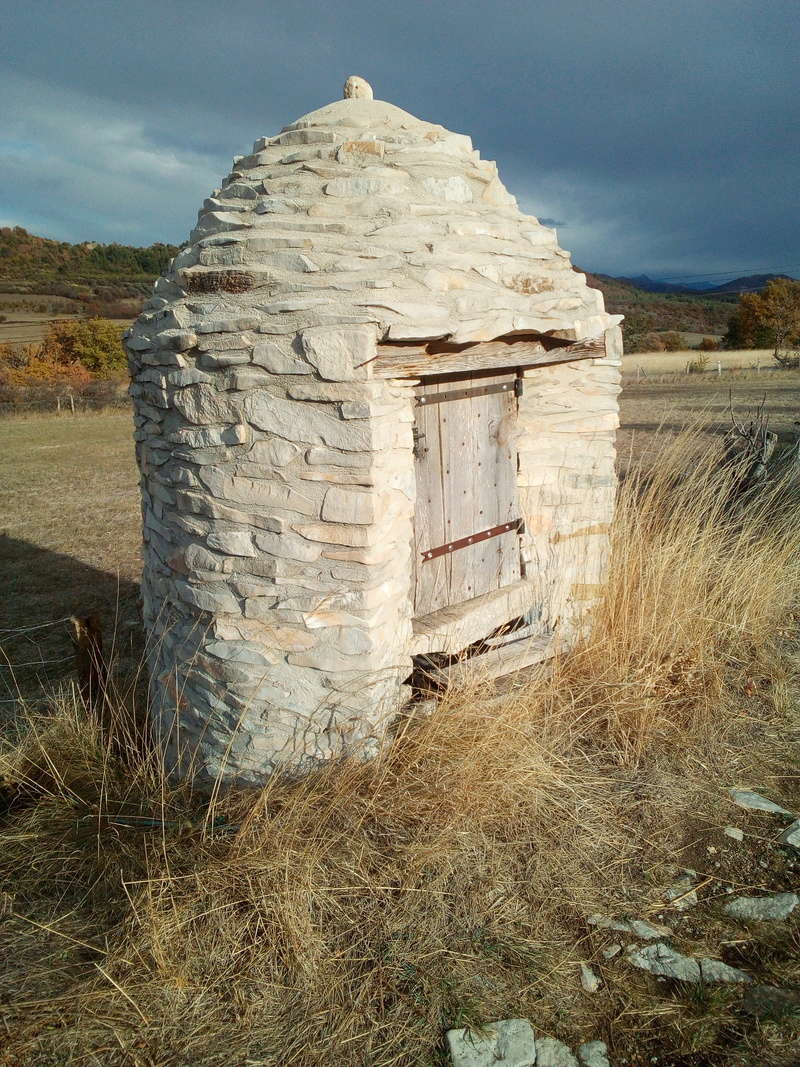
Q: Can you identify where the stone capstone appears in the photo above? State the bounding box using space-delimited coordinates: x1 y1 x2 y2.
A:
626 943 700 982
626 943 752 984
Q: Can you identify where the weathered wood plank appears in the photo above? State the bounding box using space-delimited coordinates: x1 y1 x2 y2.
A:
422 633 561 687
372 335 605 379
446 372 477 604
413 380 449 615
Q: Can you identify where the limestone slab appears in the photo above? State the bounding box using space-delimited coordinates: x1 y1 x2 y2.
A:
446 1019 536 1067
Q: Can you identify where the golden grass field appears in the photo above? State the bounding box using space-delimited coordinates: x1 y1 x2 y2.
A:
621 349 775 376
1 380 800 1065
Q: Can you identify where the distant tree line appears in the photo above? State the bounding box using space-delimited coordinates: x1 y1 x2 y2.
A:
0 227 178 283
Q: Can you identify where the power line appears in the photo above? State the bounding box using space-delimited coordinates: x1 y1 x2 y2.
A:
659 264 800 282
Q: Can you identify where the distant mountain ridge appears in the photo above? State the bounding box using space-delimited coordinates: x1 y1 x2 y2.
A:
614 272 796 296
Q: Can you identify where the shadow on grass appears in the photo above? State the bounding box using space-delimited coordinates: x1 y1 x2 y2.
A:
0 533 142 709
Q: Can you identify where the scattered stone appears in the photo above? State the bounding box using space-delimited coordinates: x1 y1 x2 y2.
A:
724 826 744 841
602 944 622 960
588 914 673 940
665 873 699 911
626 942 701 982
446 1018 536 1067
780 819 800 848
578 1041 611 1067
724 892 798 921
580 963 601 993
698 958 752 984
536 1037 579 1067
729 789 792 817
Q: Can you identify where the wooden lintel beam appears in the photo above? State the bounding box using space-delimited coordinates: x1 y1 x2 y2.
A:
371 335 605 379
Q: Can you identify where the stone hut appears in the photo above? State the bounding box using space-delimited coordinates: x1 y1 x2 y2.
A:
125 77 622 787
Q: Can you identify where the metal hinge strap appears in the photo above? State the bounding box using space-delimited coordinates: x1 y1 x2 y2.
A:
416 377 522 406
421 518 524 561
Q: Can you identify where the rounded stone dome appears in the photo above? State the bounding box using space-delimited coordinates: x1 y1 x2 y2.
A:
149 81 615 346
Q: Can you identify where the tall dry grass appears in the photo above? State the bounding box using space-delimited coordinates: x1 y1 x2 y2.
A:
2 428 800 1065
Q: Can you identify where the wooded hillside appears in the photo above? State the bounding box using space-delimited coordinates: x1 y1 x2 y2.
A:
0 227 178 298
586 272 735 350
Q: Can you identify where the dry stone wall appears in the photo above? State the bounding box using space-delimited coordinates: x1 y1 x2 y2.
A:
125 85 621 786
517 326 622 644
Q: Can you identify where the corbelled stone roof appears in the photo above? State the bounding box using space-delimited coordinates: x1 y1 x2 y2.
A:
155 78 619 345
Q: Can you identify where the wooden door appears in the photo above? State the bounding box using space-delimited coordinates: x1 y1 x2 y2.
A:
413 371 522 617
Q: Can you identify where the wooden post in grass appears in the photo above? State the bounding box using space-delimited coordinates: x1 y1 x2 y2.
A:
70 613 109 722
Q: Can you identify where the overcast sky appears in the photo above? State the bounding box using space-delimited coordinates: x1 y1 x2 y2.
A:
1 0 798 278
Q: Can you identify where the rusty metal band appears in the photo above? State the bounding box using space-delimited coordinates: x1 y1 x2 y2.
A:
421 518 524 561
415 377 523 406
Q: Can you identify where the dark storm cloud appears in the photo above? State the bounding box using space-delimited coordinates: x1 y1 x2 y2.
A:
1 0 798 276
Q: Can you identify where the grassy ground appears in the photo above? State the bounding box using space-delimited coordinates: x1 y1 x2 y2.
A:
1 392 800 1065
0 412 141 707
619 371 800 473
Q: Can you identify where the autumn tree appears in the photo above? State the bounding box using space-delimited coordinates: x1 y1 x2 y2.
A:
40 318 127 377
761 279 800 365
724 279 800 365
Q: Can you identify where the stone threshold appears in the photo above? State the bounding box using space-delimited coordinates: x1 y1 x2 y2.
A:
423 631 563 688
410 578 535 656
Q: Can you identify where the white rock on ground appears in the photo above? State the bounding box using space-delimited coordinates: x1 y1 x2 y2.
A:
580 963 601 992
724 892 799 921
698 958 752 984
729 789 792 816
664 873 699 910
626 942 701 982
780 819 800 848
627 943 752 984
588 914 673 940
536 1037 579 1067
724 826 744 841
602 944 622 959
446 1018 536 1067
578 1040 611 1067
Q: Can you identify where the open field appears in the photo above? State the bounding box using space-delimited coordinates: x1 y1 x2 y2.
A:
619 370 800 472
0 311 132 346
0 412 141 706
1 389 800 1064
621 348 774 376
0 311 84 345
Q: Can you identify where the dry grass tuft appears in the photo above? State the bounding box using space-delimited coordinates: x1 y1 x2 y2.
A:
2 427 800 1065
